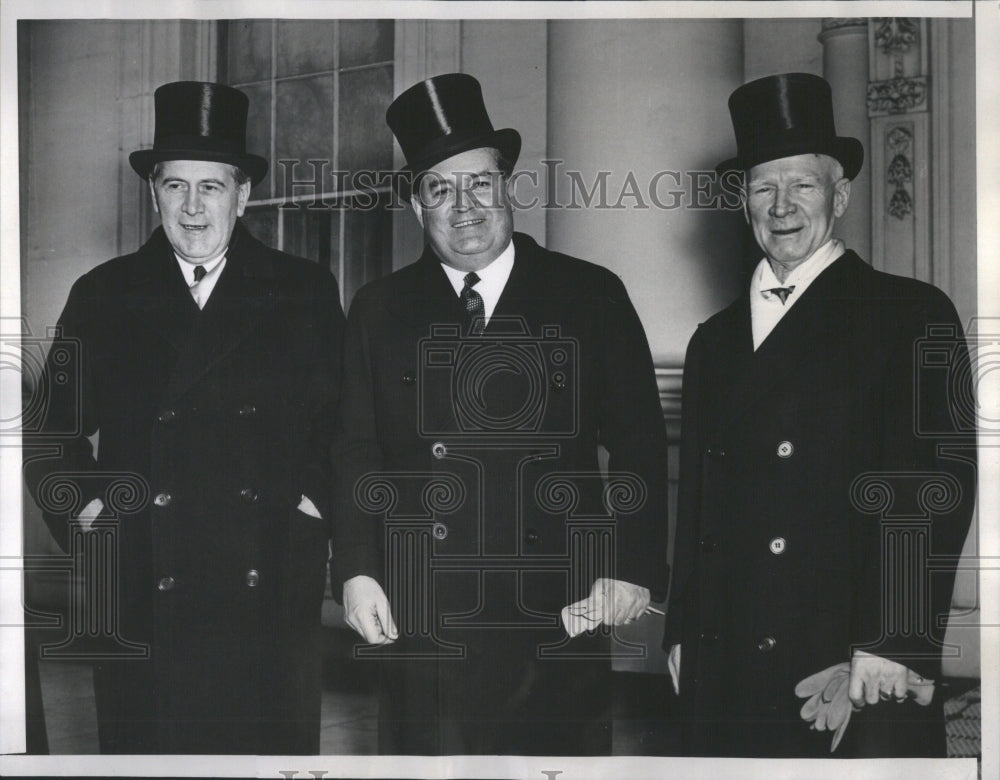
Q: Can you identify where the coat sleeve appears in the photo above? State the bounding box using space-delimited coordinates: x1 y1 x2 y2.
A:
848 288 977 681
596 271 670 600
662 326 704 646
295 269 346 526
22 275 108 553
328 292 385 593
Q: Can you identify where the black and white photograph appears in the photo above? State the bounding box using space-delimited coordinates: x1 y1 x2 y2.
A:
0 1 995 778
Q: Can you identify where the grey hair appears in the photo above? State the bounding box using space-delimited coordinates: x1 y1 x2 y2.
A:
828 158 845 182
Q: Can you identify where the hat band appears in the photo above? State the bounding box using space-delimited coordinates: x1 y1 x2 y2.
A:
738 131 841 168
404 129 508 174
152 133 247 155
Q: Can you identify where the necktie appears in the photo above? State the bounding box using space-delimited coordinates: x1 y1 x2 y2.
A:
461 272 485 335
192 264 207 284
763 285 795 305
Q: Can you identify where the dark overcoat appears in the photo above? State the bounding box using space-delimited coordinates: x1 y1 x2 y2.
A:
664 251 976 757
330 232 670 754
24 222 345 754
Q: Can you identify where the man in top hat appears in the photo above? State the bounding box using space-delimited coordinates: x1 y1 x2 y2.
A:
23 81 345 753
663 72 976 757
329 72 669 754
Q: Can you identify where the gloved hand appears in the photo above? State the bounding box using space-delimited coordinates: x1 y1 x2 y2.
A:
667 643 681 695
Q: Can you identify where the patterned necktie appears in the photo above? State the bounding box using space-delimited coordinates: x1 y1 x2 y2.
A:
461 272 485 335
192 264 207 285
763 285 795 305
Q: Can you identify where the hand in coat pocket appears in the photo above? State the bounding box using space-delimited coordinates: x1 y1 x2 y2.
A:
296 494 321 518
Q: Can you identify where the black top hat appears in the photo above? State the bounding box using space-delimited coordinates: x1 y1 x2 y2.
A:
386 73 521 200
717 73 863 180
129 81 268 185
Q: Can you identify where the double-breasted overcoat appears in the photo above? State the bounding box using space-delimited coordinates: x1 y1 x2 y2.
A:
330 232 670 754
24 222 345 754
664 251 976 757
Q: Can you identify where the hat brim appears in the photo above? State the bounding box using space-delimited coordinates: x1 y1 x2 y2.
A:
715 137 864 181
129 149 269 186
395 128 521 202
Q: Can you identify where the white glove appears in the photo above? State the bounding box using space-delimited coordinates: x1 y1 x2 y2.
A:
75 498 104 530
342 575 398 645
668 643 681 695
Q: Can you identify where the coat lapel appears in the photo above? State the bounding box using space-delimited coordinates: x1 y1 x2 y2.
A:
710 253 858 431
160 222 278 405
123 228 201 353
487 233 548 332
385 243 469 333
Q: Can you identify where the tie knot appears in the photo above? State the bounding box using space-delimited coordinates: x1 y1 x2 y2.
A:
763 285 795 305
463 272 480 289
193 264 208 283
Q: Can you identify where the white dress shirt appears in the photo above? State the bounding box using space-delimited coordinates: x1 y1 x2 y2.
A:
749 238 845 350
440 239 515 325
176 250 227 309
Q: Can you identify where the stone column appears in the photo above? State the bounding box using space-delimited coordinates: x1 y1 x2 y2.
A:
819 18 872 261
546 19 745 676
545 19 746 367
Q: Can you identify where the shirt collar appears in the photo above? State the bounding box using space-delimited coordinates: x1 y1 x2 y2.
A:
175 248 227 287
751 238 845 303
439 239 515 294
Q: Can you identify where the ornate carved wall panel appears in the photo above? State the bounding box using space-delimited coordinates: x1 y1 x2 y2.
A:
868 17 932 283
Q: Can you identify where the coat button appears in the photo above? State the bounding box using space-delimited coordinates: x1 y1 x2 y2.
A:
525 528 540 545
240 487 260 503
706 446 727 460
245 569 260 587
239 404 257 418
153 491 172 507
757 635 777 653
700 534 717 552
432 523 448 540
699 631 719 644
402 370 417 386
431 442 447 459
157 576 175 592
776 440 794 458
769 536 787 555
157 409 176 423
550 373 567 392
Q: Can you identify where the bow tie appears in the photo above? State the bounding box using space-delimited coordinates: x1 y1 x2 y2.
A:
762 285 795 305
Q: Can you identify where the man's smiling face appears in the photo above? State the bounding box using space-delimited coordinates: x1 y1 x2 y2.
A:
411 146 514 273
744 153 850 273
150 159 250 265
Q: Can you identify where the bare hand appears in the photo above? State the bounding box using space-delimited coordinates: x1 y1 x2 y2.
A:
342 575 398 645
848 649 933 707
